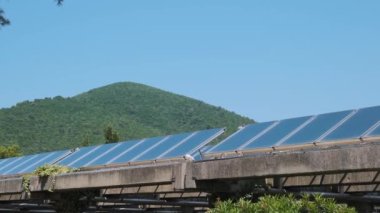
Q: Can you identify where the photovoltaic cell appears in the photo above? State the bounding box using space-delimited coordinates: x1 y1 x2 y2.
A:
207 122 275 153
0 150 71 175
132 133 192 162
0 156 26 174
281 110 353 146
193 145 214 160
88 139 143 166
367 123 380 137
19 150 70 173
244 116 312 149
322 106 380 142
63 128 225 167
0 158 11 168
58 146 98 167
3 155 39 175
64 143 119 168
161 128 223 159
204 106 380 156
110 136 165 164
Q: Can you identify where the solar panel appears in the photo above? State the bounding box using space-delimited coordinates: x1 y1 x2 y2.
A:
160 128 223 159
82 139 142 167
207 122 275 153
322 106 380 142
205 106 380 156
59 143 118 168
0 156 26 174
192 145 214 160
109 136 165 164
243 116 312 149
57 128 224 168
0 150 71 175
365 121 380 137
58 146 99 167
10 150 70 174
280 110 353 146
0 158 12 168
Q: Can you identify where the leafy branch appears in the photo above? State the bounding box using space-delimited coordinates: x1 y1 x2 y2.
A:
0 0 64 28
0 9 10 27
22 164 77 194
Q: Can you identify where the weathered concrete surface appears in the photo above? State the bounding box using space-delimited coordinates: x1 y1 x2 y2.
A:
343 184 380 192
0 193 24 201
0 177 23 193
30 163 184 192
193 143 380 180
282 171 380 187
101 184 175 194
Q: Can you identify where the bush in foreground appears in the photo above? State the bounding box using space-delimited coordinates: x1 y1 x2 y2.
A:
208 194 356 213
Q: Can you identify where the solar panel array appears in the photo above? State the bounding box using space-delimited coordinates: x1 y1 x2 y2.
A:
1 105 380 176
0 150 71 175
0 128 224 176
206 106 380 154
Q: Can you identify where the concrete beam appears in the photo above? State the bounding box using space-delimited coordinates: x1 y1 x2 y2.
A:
0 178 23 194
101 184 175 195
193 143 380 180
29 163 185 192
282 171 380 187
0 193 24 201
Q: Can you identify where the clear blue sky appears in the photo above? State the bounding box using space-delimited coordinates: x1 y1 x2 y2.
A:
1 1 379 121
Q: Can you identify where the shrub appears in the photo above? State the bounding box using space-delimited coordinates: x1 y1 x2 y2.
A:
208 194 356 213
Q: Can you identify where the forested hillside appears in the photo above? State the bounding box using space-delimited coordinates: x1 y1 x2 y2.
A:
0 82 253 154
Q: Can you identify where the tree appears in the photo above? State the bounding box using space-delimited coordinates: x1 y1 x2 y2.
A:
0 144 22 159
0 9 10 27
207 194 356 213
0 0 64 28
81 134 91 147
104 125 120 144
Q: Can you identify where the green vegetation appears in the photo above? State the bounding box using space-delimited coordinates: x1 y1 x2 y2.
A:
208 194 356 213
104 125 120 144
0 144 22 158
0 82 253 154
23 164 77 194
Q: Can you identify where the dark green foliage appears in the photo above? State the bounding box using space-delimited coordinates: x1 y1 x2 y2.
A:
104 125 120 144
0 9 10 27
0 82 253 154
208 194 356 213
1 1 62 28
0 144 22 159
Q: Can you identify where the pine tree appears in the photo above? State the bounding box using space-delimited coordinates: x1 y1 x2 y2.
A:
104 126 120 144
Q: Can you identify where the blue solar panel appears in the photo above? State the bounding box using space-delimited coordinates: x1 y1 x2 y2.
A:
322 106 380 142
110 136 165 164
84 139 142 167
133 133 192 162
0 150 70 175
193 145 214 160
281 110 353 146
0 156 26 174
160 128 224 159
0 158 12 168
64 143 118 168
207 122 275 153
366 122 380 137
244 116 312 149
19 150 70 173
2 154 40 175
59 128 224 167
58 146 97 167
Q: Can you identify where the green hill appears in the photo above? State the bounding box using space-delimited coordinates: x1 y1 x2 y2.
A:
0 82 253 154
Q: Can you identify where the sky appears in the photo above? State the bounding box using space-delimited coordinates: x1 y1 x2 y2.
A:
0 1 379 121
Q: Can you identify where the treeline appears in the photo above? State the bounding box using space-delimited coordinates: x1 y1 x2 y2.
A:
0 82 253 154
0 144 22 159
